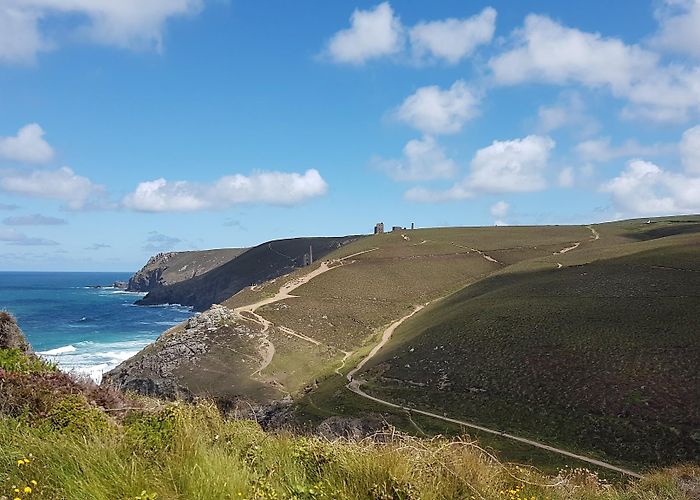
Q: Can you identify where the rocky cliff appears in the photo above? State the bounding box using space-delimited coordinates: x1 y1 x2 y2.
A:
127 248 247 293
135 236 358 311
0 311 31 353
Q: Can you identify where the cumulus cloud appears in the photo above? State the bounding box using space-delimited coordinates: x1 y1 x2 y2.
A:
324 2 404 64
536 92 598 136
0 0 202 64
652 0 700 59
123 169 328 212
575 137 674 163
489 14 700 122
409 7 496 64
143 231 182 252
468 135 554 193
395 80 480 135
0 166 106 210
405 135 554 202
558 167 575 188
3 213 66 225
373 136 458 181
0 123 54 163
490 200 509 217
680 125 700 174
601 159 700 215
324 3 496 65
0 227 59 246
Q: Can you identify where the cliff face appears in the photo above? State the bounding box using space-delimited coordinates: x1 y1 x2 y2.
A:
127 248 248 293
0 311 32 353
135 236 358 311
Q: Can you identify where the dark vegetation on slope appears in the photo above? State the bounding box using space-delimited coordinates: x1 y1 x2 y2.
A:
359 241 700 467
136 236 359 311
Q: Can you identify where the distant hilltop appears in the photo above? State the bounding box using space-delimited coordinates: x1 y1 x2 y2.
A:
127 248 248 293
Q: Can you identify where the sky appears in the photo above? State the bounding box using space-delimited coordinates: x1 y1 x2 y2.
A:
0 0 699 271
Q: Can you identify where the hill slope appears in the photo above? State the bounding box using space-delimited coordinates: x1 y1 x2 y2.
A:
4 327 697 499
127 248 248 292
339 217 700 467
135 236 358 311
106 216 700 472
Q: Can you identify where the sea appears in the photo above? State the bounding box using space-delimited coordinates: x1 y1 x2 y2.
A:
0 272 194 383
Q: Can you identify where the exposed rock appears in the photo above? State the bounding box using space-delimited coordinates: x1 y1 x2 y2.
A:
103 305 265 400
0 311 32 354
112 281 128 289
316 414 389 440
136 236 359 311
127 248 247 293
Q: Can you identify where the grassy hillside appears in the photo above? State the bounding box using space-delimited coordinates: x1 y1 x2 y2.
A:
342 218 700 468
106 216 699 475
137 236 358 311
2 344 699 499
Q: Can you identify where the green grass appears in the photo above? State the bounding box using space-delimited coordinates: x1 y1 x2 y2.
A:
106 216 700 476
2 397 698 500
0 348 56 374
354 240 700 468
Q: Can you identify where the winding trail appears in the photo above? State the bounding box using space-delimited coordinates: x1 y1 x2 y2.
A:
234 247 379 376
344 298 642 479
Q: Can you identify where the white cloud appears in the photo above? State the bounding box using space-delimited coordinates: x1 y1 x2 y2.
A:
601 159 700 215
0 0 202 64
489 14 700 122
143 231 181 252
680 125 700 174
536 92 598 136
405 135 554 202
0 227 59 246
0 5 44 64
3 213 66 225
395 80 480 135
404 184 472 203
373 136 458 181
469 135 554 193
123 169 329 212
409 7 496 64
0 123 54 163
575 137 673 163
652 0 700 59
0 166 106 210
324 2 403 64
490 200 509 218
558 167 575 188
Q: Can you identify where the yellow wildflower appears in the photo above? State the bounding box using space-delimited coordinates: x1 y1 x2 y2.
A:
31 480 37 486
23 486 32 493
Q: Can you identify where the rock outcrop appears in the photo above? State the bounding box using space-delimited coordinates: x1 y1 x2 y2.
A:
0 311 32 353
136 236 358 311
127 248 247 293
103 305 268 400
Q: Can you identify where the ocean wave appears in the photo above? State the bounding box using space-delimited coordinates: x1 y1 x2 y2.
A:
39 341 150 383
39 344 77 355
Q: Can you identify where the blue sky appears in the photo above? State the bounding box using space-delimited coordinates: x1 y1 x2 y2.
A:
0 0 699 271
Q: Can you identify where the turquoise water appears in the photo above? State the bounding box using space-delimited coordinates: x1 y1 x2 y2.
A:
0 272 193 382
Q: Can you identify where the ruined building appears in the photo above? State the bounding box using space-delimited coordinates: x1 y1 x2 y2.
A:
374 222 384 234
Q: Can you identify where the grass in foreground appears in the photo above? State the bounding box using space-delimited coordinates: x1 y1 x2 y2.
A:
2 400 699 500
2 348 699 500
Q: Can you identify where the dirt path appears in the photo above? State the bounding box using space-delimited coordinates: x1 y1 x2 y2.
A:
344 300 642 479
588 225 600 240
553 241 581 255
234 247 379 376
346 304 426 381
